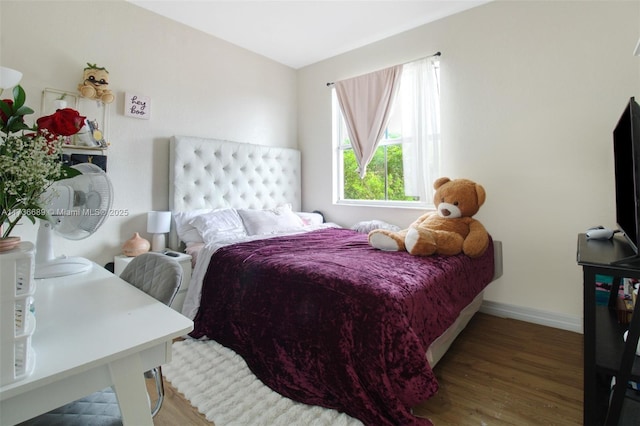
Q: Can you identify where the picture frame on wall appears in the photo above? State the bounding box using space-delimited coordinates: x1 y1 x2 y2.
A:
124 92 151 120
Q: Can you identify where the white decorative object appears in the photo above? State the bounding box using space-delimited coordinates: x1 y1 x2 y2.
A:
0 242 36 386
0 66 22 91
124 92 151 120
52 99 67 110
74 119 98 147
147 211 171 252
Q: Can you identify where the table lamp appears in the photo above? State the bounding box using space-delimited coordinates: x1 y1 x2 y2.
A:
147 211 171 252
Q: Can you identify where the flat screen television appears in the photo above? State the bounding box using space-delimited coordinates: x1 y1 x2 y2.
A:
613 96 640 261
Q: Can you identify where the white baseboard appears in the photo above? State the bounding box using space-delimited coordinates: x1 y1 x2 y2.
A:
480 300 583 334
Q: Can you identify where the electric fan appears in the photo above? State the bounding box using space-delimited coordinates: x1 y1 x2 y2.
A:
34 163 113 279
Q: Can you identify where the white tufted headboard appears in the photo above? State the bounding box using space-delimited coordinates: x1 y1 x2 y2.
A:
169 135 301 249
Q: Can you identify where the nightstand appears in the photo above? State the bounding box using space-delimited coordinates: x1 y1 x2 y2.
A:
114 251 192 313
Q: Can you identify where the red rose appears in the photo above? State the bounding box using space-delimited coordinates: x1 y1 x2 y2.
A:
37 108 86 137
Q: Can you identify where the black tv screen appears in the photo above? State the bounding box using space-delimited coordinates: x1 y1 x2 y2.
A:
613 97 640 252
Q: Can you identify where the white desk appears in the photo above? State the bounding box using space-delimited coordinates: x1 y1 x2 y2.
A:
0 263 194 425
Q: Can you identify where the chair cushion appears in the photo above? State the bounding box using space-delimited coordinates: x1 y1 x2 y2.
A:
17 388 121 426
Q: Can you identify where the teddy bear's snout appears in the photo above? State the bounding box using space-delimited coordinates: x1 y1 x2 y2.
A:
438 203 462 218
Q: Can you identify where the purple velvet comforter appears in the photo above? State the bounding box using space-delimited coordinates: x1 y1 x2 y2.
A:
191 227 495 425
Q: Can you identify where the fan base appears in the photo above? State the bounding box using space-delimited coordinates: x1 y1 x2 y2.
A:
35 256 92 279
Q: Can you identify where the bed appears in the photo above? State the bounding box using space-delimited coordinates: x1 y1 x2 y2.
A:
168 135 503 426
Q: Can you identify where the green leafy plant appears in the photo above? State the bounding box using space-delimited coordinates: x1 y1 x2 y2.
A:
343 145 418 201
0 85 83 238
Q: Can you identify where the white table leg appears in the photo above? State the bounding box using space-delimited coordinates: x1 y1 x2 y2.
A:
108 354 153 426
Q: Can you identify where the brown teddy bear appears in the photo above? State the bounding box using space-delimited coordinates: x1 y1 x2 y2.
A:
368 177 489 258
78 63 114 104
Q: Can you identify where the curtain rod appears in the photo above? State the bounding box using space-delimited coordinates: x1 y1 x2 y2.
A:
325 51 441 87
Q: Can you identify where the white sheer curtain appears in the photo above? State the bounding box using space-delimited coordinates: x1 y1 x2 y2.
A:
335 65 403 178
400 57 440 202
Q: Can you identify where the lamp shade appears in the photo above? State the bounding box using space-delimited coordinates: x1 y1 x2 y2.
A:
0 66 23 90
147 211 171 234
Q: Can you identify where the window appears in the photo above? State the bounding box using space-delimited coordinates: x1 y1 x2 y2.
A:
333 57 440 208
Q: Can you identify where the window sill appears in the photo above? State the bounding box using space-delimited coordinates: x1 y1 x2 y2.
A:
335 200 435 210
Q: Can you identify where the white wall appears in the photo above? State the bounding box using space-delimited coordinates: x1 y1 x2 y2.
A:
0 1 297 266
298 1 640 328
2 0 639 330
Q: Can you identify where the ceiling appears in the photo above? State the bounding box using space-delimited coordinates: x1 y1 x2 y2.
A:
128 1 489 69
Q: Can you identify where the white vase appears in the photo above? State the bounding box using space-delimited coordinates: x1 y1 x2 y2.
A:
52 99 67 110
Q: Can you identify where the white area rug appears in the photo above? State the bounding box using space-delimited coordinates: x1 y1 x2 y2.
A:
163 338 364 426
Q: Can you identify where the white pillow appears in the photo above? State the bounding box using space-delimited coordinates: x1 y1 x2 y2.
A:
238 204 304 236
351 220 401 234
172 209 211 244
189 208 247 244
295 211 324 226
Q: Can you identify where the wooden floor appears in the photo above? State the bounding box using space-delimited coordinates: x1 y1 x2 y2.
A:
152 313 583 425
413 313 583 425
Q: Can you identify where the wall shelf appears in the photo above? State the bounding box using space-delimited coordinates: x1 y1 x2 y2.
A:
41 88 109 150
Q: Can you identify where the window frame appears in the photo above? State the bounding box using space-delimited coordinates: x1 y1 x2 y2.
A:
332 60 440 209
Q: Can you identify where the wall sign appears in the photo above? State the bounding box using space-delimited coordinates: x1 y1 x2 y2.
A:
125 92 151 120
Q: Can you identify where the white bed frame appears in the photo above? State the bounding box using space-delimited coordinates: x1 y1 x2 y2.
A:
168 135 502 366
168 135 301 249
